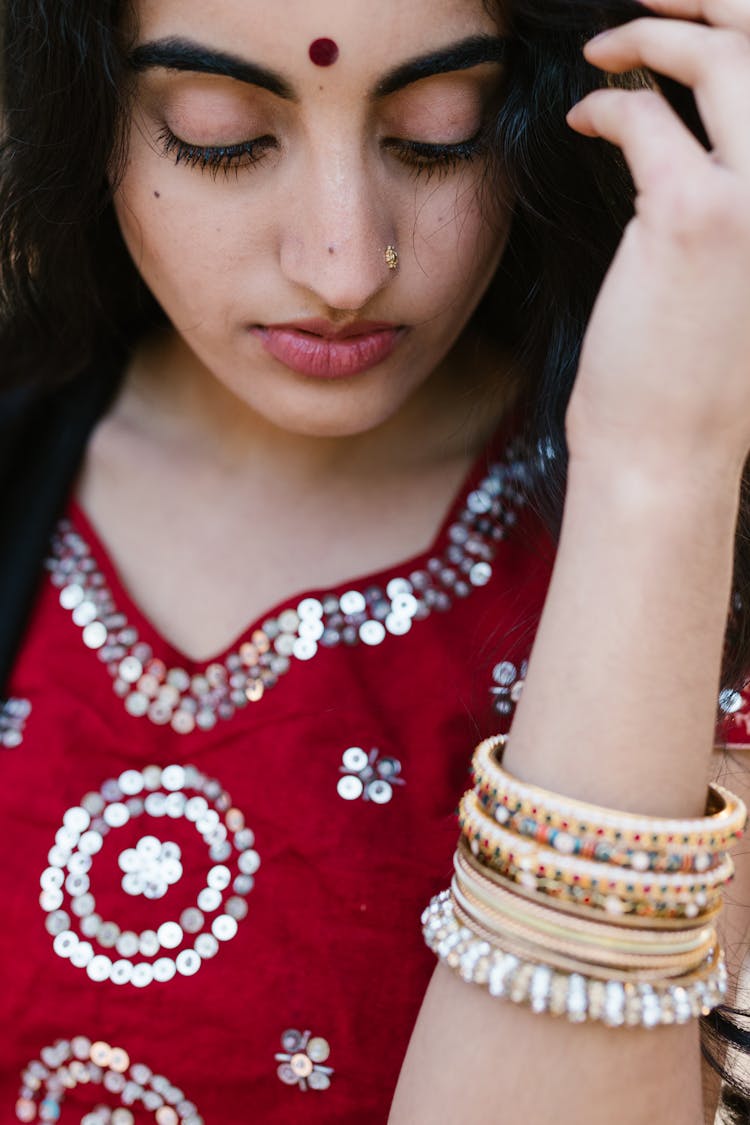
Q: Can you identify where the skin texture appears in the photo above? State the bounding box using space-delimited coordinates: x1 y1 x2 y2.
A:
77 0 750 1119
113 0 511 440
392 2 750 1121
80 0 517 662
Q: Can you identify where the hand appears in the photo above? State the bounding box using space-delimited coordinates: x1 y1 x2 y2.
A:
565 0 750 479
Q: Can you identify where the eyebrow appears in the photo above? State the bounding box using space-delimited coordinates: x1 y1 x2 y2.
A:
128 33 507 102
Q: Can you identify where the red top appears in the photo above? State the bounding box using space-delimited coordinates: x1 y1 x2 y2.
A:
0 428 743 1125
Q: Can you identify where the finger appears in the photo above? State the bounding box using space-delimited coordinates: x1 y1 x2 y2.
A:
638 0 750 35
585 18 750 170
567 87 709 194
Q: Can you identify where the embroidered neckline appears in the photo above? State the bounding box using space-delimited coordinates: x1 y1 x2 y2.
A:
46 441 531 733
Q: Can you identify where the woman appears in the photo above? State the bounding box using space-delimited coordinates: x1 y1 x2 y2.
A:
1 0 749 1122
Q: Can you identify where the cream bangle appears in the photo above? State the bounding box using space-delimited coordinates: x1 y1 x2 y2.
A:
473 735 747 852
423 890 728 1028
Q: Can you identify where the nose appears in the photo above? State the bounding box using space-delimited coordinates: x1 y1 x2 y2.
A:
279 146 395 311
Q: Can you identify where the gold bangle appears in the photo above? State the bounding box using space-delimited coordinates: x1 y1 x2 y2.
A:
454 848 717 957
451 889 714 982
452 877 716 975
456 836 725 931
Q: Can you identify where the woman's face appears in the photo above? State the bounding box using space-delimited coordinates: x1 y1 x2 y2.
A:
115 0 511 437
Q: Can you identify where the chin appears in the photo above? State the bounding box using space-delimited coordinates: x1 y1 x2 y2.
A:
218 363 420 439
250 397 406 439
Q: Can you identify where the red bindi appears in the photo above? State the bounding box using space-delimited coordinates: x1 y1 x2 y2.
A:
309 38 339 67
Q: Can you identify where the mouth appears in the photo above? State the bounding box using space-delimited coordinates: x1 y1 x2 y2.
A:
248 320 406 379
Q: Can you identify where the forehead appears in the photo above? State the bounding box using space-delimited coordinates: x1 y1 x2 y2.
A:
131 0 503 75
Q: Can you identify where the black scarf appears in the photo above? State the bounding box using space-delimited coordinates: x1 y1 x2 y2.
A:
0 351 127 696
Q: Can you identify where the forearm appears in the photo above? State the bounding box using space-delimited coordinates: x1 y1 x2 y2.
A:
389 455 742 1125
504 453 742 814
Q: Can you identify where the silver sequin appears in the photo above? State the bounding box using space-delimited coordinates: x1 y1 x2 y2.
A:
42 765 258 987
48 445 532 730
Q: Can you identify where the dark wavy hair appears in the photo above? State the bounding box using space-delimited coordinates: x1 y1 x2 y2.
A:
1 0 749 1117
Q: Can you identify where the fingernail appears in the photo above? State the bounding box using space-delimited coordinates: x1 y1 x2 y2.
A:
586 27 616 47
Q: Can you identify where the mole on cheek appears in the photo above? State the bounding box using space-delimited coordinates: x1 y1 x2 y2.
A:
153 190 161 198
309 38 339 67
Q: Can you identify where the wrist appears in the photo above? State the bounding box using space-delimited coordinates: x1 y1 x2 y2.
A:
565 446 743 528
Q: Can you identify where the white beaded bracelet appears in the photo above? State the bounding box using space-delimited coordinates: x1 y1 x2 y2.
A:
422 890 728 1028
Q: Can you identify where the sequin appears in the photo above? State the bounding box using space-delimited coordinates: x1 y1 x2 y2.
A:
298 597 324 620
17 1038 202 1122
48 444 530 730
43 766 257 986
337 775 364 801
275 1029 334 1092
1 696 31 749
359 620 386 646
719 688 744 714
337 746 406 803
293 636 317 661
385 613 411 636
342 746 368 771
490 658 528 719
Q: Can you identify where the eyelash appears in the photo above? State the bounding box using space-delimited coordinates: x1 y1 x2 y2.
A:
156 124 485 180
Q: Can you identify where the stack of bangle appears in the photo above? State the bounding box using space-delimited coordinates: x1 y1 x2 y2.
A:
422 735 747 1029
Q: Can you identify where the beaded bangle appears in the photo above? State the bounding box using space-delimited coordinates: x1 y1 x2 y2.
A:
473 735 747 858
423 890 728 1028
454 848 718 961
482 796 723 876
459 791 732 918
456 836 725 931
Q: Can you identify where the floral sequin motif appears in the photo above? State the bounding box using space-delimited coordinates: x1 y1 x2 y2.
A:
275 1029 334 1092
489 660 527 719
15 1036 202 1123
46 445 530 731
336 746 405 804
41 765 258 987
1 697 31 748
119 836 183 900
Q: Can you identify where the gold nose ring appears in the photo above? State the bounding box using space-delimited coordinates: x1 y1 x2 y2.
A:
385 245 399 271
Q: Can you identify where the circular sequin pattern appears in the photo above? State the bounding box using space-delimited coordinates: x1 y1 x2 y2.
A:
47 446 531 731
15 1036 202 1122
275 1029 334 1092
41 765 259 986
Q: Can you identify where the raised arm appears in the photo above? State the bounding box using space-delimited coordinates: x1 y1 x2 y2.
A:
389 2 750 1122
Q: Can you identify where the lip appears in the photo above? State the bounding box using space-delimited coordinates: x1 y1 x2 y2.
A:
249 320 405 379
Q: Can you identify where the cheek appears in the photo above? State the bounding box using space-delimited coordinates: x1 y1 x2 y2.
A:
113 146 266 316
409 173 505 299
